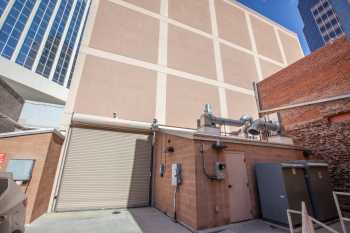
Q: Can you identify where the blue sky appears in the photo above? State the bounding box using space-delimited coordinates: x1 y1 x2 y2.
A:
237 0 311 55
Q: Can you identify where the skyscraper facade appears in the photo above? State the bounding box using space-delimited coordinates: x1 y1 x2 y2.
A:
0 0 90 104
299 0 349 52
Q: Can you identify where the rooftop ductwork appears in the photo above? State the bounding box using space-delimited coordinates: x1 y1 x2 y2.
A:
198 104 253 129
247 118 280 136
197 104 281 139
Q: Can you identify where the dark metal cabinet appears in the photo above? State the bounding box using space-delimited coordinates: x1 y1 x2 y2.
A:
255 163 313 226
295 161 337 221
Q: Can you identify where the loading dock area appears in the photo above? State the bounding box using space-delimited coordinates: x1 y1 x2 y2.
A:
50 113 314 231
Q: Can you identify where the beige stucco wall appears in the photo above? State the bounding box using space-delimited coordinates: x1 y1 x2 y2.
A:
63 0 304 129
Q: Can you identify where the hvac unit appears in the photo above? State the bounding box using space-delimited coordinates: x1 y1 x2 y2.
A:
255 163 313 226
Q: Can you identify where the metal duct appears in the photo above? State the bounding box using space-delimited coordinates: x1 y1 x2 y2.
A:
247 118 280 135
199 104 253 128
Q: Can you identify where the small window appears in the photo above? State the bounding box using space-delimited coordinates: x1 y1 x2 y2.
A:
6 159 35 181
335 28 343 35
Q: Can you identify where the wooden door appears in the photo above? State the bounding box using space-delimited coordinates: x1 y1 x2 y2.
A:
225 153 252 222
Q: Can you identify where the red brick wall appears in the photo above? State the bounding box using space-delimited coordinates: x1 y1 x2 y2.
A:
257 36 350 110
153 132 198 230
257 36 350 192
0 133 63 223
31 134 63 222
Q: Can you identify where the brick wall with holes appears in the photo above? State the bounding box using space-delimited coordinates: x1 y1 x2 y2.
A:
257 36 350 192
276 99 350 192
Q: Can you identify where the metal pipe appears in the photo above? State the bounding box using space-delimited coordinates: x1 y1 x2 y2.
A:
210 115 243 127
199 143 217 180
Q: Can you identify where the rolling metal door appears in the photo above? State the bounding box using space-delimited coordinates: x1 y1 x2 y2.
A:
54 127 152 212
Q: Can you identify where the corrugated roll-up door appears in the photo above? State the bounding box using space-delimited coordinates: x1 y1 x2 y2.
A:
54 127 152 212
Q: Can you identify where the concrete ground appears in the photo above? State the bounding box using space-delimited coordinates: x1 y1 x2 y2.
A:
200 219 343 233
26 208 343 233
25 208 190 233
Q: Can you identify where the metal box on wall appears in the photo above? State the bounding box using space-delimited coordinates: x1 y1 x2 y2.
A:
255 163 313 226
294 161 337 221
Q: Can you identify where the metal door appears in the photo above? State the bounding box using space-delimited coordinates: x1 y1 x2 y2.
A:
225 153 252 222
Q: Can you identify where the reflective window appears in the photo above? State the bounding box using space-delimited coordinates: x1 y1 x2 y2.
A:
335 28 342 35
36 0 73 78
311 0 344 44
16 0 57 69
53 0 86 85
0 0 36 59
0 0 9 17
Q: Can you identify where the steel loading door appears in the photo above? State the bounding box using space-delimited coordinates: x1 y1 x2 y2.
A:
54 127 152 212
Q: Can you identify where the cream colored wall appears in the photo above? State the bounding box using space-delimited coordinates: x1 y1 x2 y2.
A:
62 0 304 129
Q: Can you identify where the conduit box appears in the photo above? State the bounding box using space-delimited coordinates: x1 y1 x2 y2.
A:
215 162 225 180
171 163 182 186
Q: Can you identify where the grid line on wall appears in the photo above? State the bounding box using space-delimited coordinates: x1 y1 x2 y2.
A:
81 47 255 96
245 12 263 81
155 0 169 124
209 0 228 118
106 0 293 69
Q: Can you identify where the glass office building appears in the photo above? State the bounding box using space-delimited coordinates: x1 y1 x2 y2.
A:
299 0 350 52
0 0 90 89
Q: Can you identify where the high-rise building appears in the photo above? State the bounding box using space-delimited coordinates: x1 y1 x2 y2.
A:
63 0 304 130
298 0 350 52
0 0 90 105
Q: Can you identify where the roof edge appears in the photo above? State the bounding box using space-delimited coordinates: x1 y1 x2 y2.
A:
0 128 65 140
